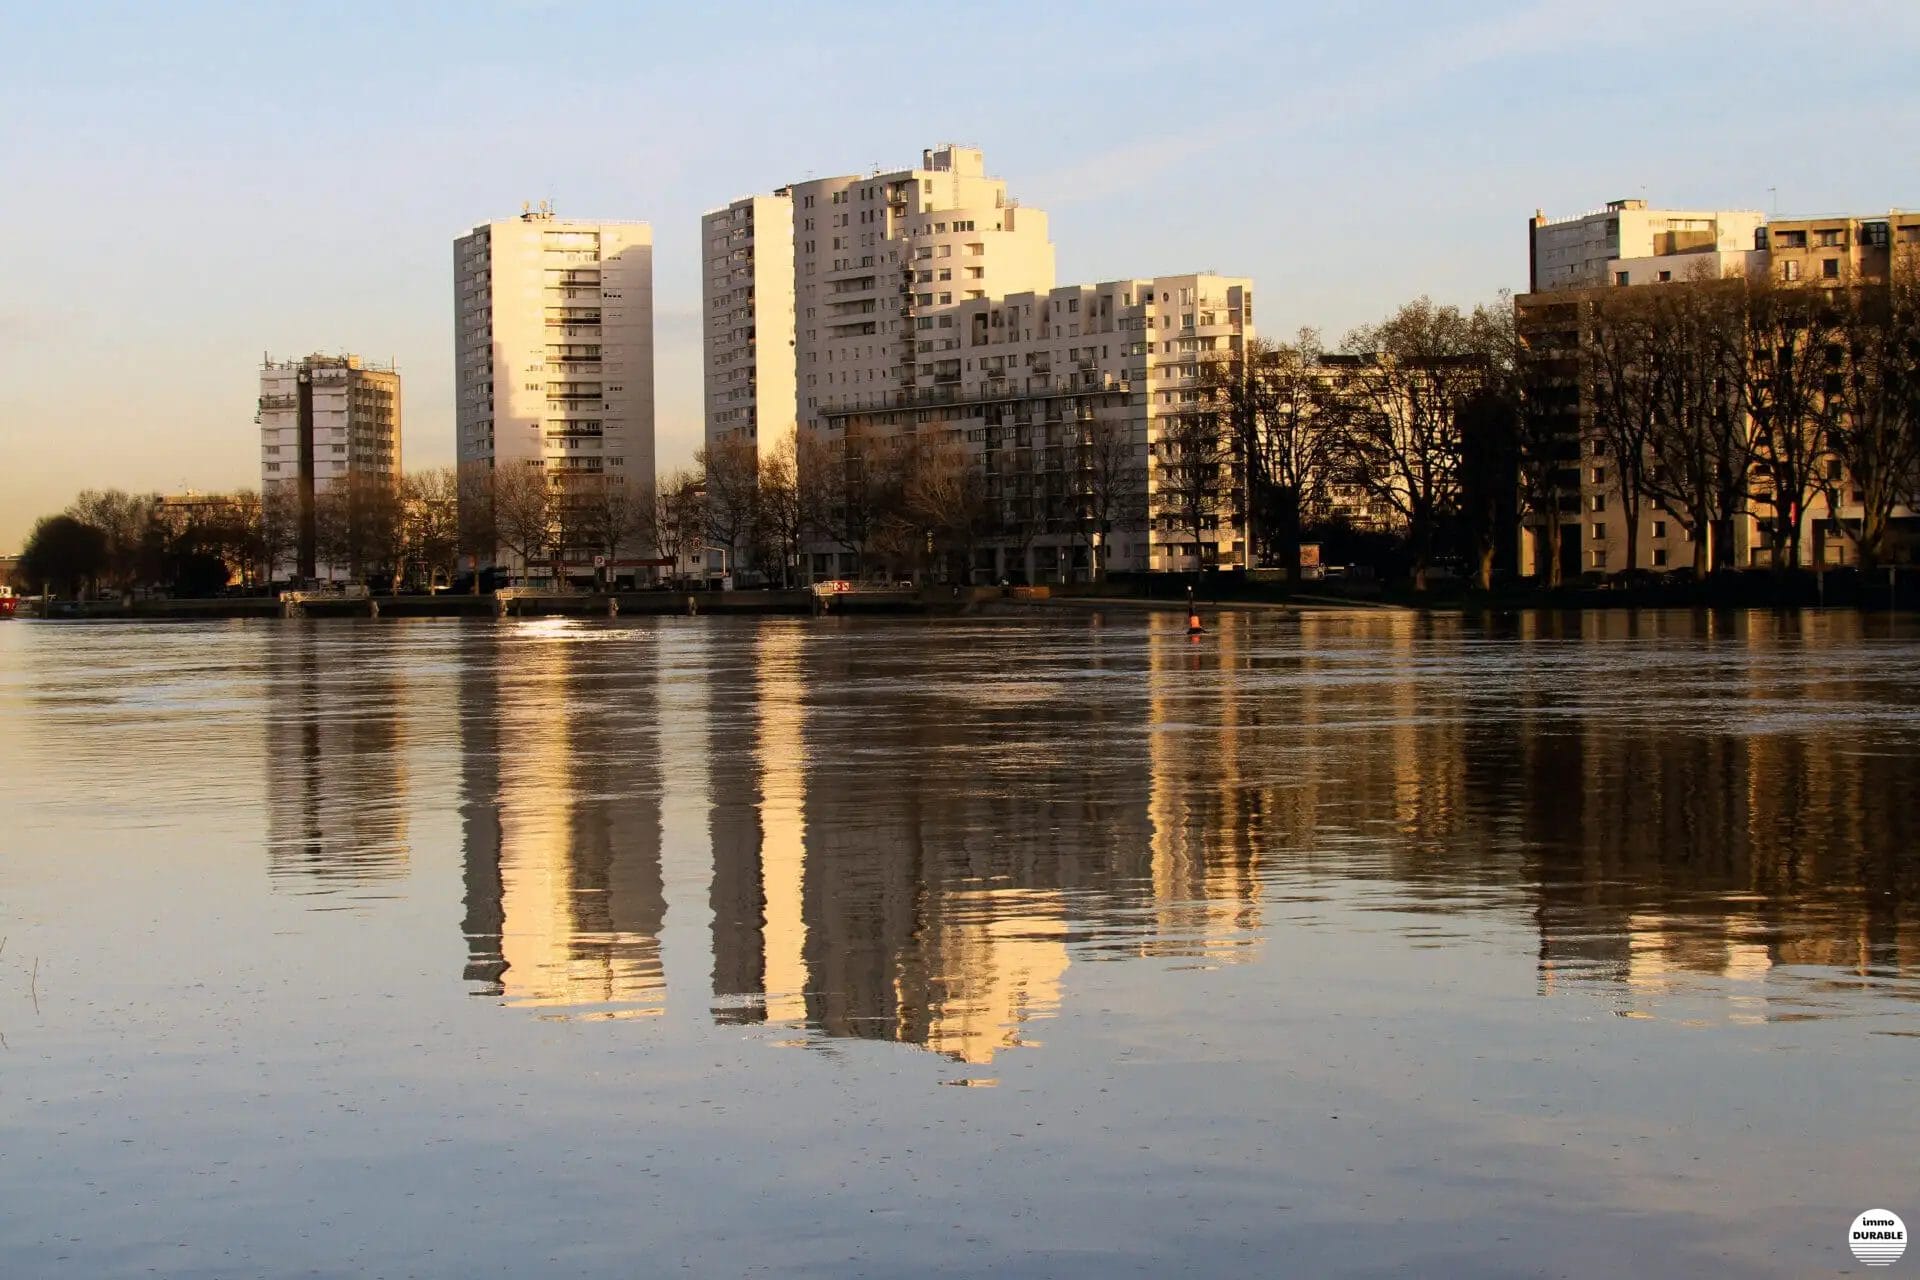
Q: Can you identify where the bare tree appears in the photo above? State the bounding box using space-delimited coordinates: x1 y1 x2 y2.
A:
902 438 990 583
642 469 705 586
491 462 554 586
258 483 300 585
575 474 646 583
456 464 498 592
1334 299 1492 589
1825 266 1920 572
1203 331 1339 582
1151 406 1236 577
1745 276 1835 569
1638 278 1756 572
401 467 460 589
1583 288 1668 575
1070 416 1145 582
820 424 903 578
698 434 761 580
752 431 806 588
313 473 402 583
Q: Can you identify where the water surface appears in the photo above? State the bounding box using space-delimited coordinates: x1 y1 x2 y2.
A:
2 610 1917 1276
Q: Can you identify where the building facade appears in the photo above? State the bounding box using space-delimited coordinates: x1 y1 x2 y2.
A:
707 145 1255 581
817 273 1254 581
454 205 654 584
257 353 401 581
1529 199 1763 293
1518 203 1920 577
702 193 796 456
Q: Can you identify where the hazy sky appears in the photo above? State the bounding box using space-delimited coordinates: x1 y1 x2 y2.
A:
3 0 1917 551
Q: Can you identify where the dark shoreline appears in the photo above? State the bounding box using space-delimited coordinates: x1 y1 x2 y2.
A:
13 579 1920 622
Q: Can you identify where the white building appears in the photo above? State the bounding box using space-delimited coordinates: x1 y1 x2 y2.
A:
818 272 1255 581
1529 199 1763 293
707 146 1056 456
257 352 401 581
454 204 655 583
702 193 796 457
705 145 1258 581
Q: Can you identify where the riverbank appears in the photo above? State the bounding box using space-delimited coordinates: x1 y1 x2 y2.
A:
13 587 988 622
12 570 1919 621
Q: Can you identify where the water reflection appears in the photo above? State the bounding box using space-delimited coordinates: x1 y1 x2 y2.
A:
459 623 667 1018
415 611 1920 1047
265 628 410 896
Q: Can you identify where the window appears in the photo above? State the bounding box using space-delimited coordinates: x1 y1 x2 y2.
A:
1652 548 1668 567
1782 260 1801 282
1590 549 1608 569
1821 258 1840 280
1776 229 1807 249
1614 271 1630 286
1591 522 1607 540
1591 467 1605 485
1657 270 1672 283
1589 493 1606 513
1815 229 1844 248
1651 520 1666 539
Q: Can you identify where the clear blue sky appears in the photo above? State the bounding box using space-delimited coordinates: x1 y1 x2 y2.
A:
3 0 1917 551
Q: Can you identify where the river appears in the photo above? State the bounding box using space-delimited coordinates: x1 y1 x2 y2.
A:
2 609 1916 1276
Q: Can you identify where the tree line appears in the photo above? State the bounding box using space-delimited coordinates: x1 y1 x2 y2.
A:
1198 266 1920 590
13 472 463 597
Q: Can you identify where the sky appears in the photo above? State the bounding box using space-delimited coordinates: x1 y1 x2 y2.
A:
2 0 1917 552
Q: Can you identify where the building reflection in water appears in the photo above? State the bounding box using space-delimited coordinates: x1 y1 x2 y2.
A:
265 627 411 896
460 621 666 1018
447 608 1920 1050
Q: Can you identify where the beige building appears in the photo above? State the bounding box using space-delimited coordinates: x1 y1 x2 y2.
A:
702 193 796 456
454 205 654 583
257 352 401 581
789 145 1056 439
1761 210 1918 288
818 273 1254 579
705 145 1055 454
708 145 1255 580
1519 203 1920 576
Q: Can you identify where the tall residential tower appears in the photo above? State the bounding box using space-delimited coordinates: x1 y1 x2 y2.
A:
257 352 401 581
703 145 1056 456
455 205 654 582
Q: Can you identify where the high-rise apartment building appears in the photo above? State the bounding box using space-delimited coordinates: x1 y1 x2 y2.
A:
454 205 654 583
257 352 401 580
702 193 796 455
706 145 1256 581
818 273 1254 580
704 146 1055 456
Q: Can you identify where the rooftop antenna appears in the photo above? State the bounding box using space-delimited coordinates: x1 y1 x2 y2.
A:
1768 186 1778 216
